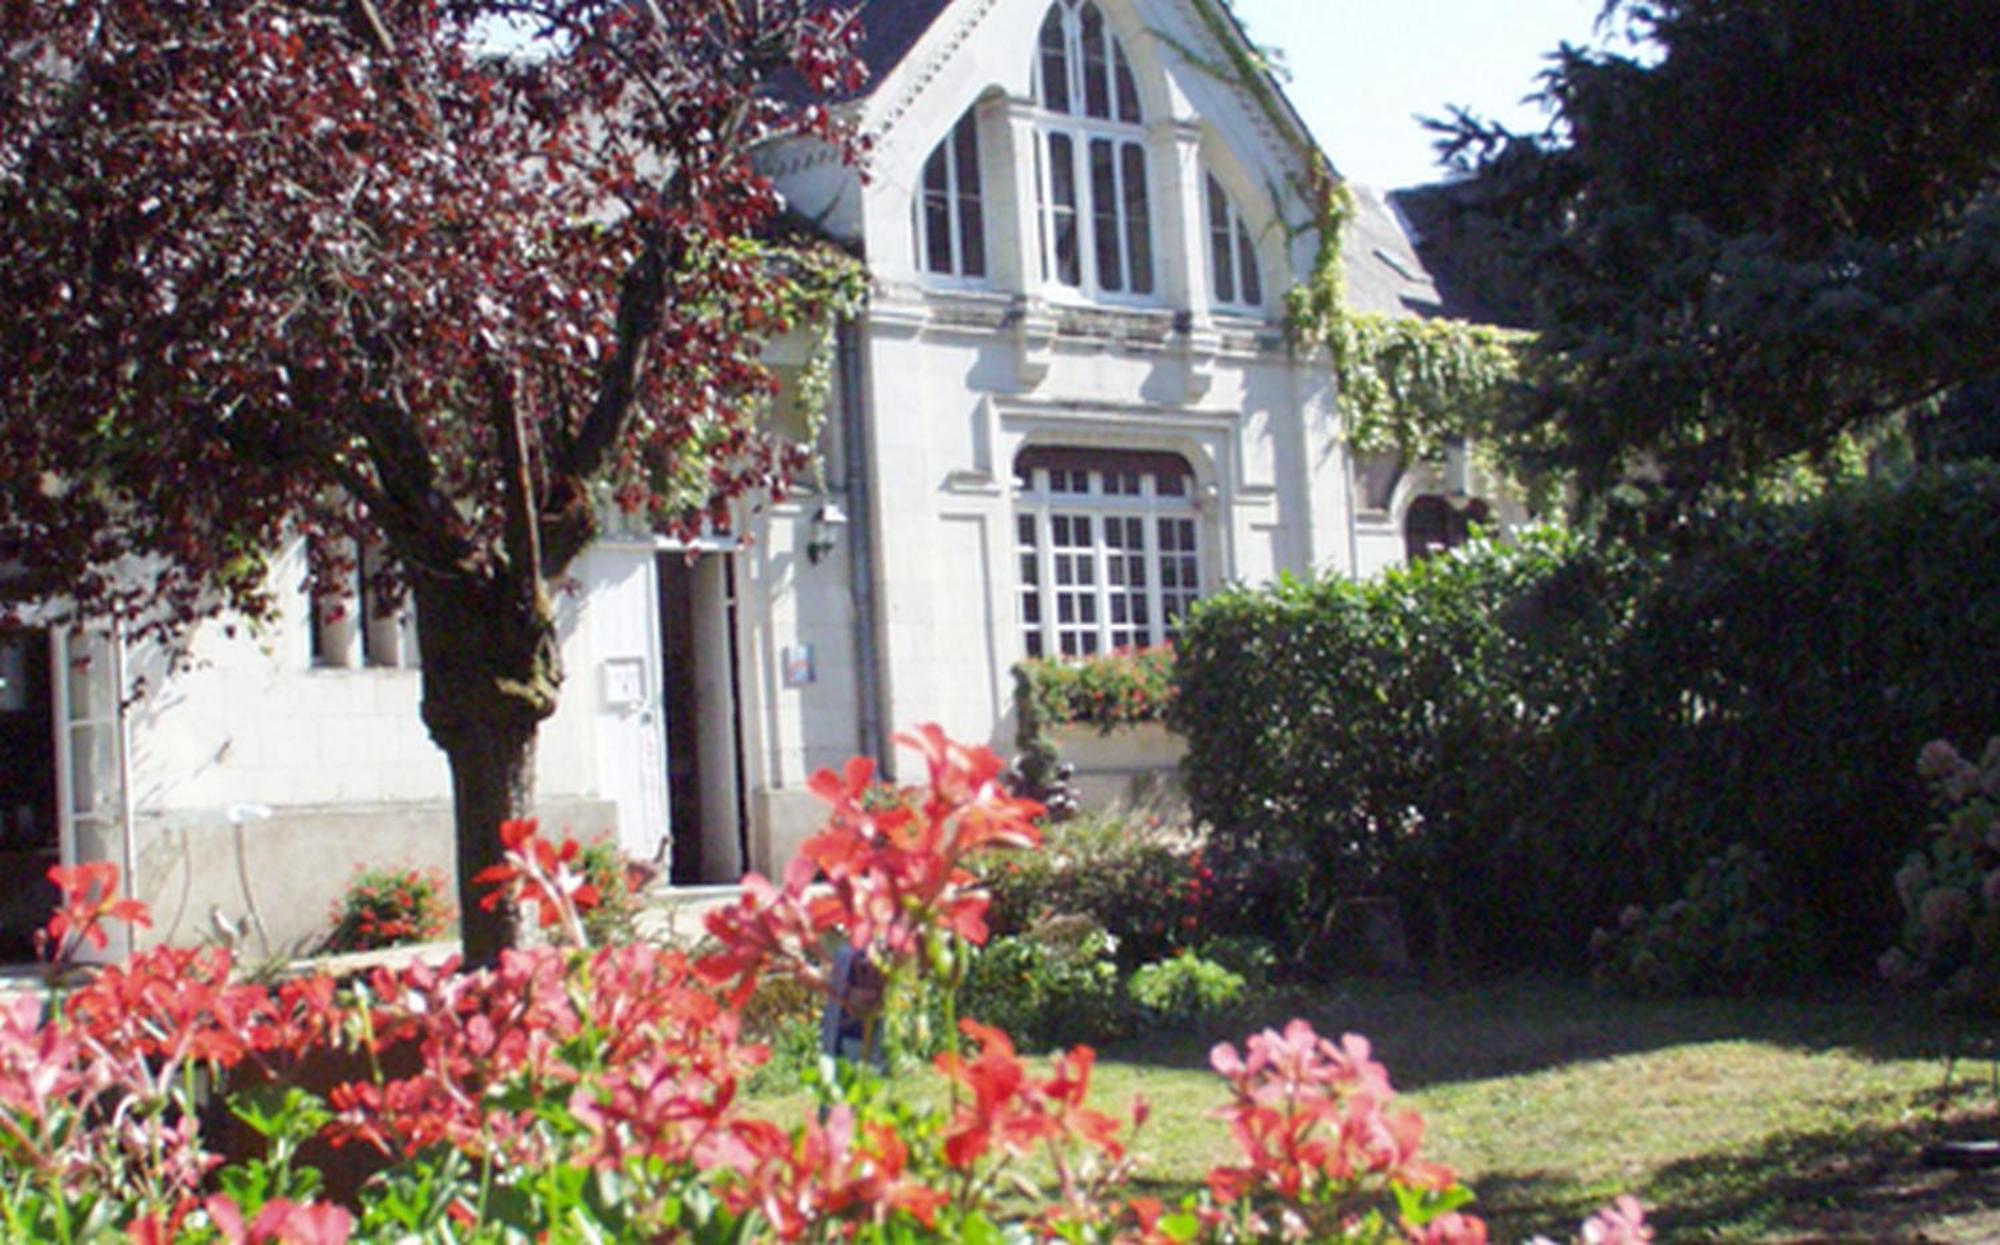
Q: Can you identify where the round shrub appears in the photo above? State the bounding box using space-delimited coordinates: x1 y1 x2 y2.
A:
1881 736 2000 1013
957 915 1129 1050
1129 951 1248 1025
975 812 1207 968
322 866 452 953
1589 845 1815 996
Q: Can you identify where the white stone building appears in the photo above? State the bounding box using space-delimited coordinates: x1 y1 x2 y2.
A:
0 0 1501 960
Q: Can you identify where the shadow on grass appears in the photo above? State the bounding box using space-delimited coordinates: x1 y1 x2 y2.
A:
1102 977 1969 1091
1090 1110 2000 1244
1505 1110 1999 1244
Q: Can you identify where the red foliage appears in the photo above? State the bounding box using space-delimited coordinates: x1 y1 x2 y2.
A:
39 862 152 960
0 0 865 636
699 728 1042 1005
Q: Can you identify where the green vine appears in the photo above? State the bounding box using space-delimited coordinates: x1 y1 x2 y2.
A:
1174 0 1533 479
766 240 869 494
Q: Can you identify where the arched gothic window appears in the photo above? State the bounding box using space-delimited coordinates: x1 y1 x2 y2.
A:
1205 174 1263 308
1030 1 1153 298
912 110 987 280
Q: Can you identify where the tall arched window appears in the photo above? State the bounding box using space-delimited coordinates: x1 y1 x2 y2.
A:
912 110 987 280
1205 174 1263 308
1030 1 1153 299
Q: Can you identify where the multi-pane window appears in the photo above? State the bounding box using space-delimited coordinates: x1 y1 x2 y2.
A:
1031 1 1153 298
308 538 418 670
1015 449 1203 658
1206 174 1263 308
914 111 987 279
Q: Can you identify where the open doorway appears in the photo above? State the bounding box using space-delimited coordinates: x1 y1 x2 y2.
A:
658 553 749 885
0 629 58 961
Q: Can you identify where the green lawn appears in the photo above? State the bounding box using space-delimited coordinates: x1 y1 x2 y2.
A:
759 979 2000 1243
1090 979 2000 1243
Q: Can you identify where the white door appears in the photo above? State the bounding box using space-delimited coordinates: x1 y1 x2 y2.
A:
578 546 670 863
54 626 131 961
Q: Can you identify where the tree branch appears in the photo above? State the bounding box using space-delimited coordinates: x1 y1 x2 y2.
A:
486 360 544 596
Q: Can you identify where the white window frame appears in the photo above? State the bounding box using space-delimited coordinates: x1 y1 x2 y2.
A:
1014 452 1204 659
1205 172 1264 311
912 110 989 283
1029 0 1157 304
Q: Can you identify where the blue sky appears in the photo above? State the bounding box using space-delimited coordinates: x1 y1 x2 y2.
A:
1223 0 1609 190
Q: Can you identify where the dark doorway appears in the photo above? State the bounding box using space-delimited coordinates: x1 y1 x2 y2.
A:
0 629 58 961
658 554 749 885
659 556 704 885
1404 495 1492 562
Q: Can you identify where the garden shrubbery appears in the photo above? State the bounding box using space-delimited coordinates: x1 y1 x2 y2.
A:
321 867 453 954
1173 466 2000 980
1880 736 2000 1013
975 810 1207 969
1590 846 1814 996
0 727 1650 1244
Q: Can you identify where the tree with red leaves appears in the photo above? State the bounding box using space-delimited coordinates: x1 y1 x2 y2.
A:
0 1 864 958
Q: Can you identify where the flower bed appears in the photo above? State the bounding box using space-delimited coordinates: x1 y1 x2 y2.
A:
1 727 1648 1243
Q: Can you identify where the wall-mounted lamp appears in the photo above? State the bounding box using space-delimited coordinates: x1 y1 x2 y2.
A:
807 502 848 565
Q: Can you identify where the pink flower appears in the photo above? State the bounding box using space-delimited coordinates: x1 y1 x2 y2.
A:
1581 1194 1653 1244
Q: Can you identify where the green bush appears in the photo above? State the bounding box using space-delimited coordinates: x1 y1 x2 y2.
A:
1880 736 2000 1014
1128 951 1247 1024
322 867 453 953
1170 525 1609 966
1589 845 1816 996
957 915 1129 1051
1193 933 1279 988
974 811 1204 968
1173 466 2000 979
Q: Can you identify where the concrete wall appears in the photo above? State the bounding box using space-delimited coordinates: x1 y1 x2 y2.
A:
100 539 620 951
1049 721 1187 816
129 796 617 957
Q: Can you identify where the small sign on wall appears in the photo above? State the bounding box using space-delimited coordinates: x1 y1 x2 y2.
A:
601 657 646 709
782 644 815 688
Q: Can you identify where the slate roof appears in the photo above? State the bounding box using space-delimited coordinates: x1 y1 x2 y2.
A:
847 0 955 93
766 0 954 103
1340 185 1454 319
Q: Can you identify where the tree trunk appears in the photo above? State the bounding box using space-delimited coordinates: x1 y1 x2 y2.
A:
413 573 562 964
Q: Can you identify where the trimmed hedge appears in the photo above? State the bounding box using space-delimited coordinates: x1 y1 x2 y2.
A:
1171 467 2000 977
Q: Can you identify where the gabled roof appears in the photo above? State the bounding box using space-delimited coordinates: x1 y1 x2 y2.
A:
813 0 1467 326
847 0 955 91
829 0 1317 165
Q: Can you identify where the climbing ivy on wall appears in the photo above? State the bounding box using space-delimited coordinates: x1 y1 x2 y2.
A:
1180 0 1530 469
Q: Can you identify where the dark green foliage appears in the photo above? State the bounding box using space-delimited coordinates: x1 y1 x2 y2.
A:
1173 467 2000 979
1427 0 2000 501
957 917 1130 1051
1589 846 1816 996
1880 736 2000 1014
1170 527 1608 967
974 812 1205 969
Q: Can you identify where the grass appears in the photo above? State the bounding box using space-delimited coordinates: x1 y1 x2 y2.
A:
755 978 2000 1242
